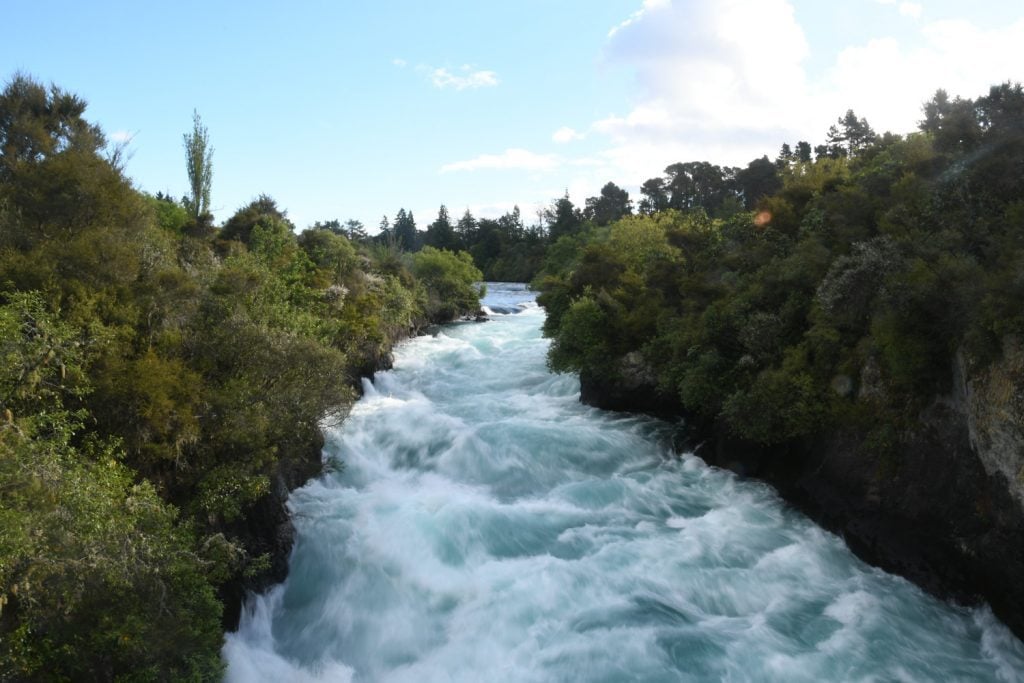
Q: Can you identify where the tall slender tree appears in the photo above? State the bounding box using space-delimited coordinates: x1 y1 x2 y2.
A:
182 110 213 220
425 204 458 250
393 208 419 251
456 208 477 243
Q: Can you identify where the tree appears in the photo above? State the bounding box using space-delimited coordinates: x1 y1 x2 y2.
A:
920 89 952 134
393 208 419 251
470 218 504 269
545 191 584 242
456 208 477 243
425 204 459 251
298 228 358 283
840 109 877 156
411 247 484 322
796 141 813 162
664 161 737 213
498 206 524 241
736 156 782 209
0 73 105 181
221 194 292 245
776 143 794 168
585 181 633 226
639 177 669 215
344 219 368 242
823 124 847 159
825 110 877 159
311 219 344 234
182 110 213 221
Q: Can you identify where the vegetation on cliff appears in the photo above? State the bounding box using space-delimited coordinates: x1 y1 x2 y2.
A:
0 74 481 680
537 83 1024 453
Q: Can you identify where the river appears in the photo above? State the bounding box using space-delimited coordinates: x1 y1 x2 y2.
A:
223 282 1024 682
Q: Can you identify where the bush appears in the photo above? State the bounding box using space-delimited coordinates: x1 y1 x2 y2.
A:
411 247 484 322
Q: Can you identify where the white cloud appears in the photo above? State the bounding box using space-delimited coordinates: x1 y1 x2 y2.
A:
877 0 923 18
423 65 499 90
584 0 1024 188
899 2 923 18
430 2 1020 223
594 0 812 172
440 148 560 173
591 103 677 140
608 0 671 37
392 58 407 68
823 18 1024 134
109 130 134 143
552 126 584 143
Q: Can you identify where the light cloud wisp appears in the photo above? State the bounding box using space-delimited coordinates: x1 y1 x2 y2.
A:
440 148 560 173
552 126 584 143
425 65 499 90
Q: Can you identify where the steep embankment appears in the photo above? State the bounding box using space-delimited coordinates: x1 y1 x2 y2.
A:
218 341 409 629
577 339 1024 641
220 297 491 629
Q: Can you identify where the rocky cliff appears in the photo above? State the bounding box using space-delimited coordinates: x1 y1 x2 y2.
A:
579 340 1024 641
219 353 397 630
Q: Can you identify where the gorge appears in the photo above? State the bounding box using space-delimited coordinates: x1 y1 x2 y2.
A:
224 284 1024 682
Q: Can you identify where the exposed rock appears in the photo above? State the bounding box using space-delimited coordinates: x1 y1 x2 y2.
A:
220 335 402 630
858 355 885 400
959 336 1024 512
218 443 323 629
579 352 682 417
577 350 1024 641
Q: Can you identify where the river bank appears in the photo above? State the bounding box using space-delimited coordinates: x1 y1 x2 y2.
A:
577 356 1024 644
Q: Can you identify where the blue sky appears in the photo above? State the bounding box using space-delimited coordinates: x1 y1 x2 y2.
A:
3 0 1022 231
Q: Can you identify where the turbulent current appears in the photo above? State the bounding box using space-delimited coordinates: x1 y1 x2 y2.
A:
224 283 1024 682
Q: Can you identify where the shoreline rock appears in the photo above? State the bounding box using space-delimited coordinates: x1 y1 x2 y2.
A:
221 306 487 630
577 359 1024 642
220 331 403 630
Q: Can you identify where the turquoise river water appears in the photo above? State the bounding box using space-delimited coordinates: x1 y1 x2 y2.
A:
223 283 1024 682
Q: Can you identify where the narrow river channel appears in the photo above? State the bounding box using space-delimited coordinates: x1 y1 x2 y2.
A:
224 283 1024 682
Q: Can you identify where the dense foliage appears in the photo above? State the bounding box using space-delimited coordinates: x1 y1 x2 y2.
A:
0 74 483 680
537 83 1024 453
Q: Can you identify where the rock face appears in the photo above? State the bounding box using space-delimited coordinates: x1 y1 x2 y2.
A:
220 352 397 630
219 442 325 629
579 353 682 418
959 337 1024 511
221 313 477 629
579 346 1024 641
